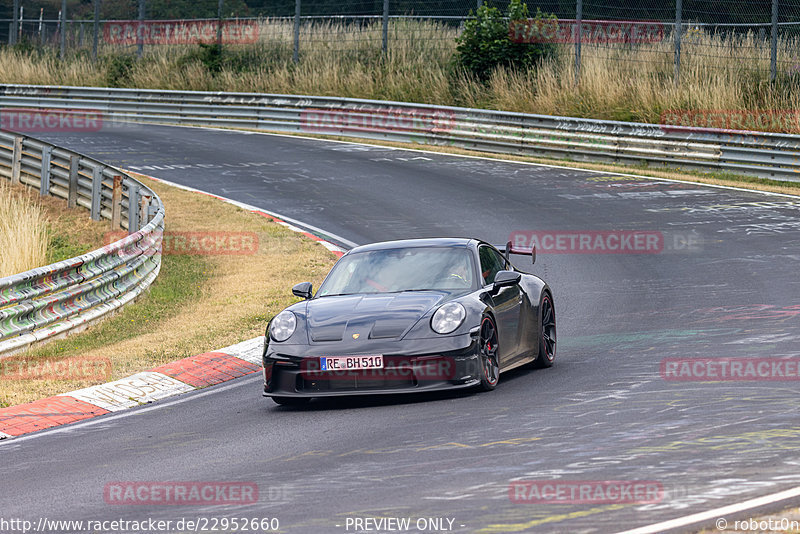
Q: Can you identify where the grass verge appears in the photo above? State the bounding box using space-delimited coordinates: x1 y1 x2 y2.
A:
0 174 338 408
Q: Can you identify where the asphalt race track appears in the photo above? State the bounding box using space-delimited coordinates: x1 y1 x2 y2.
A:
3 123 800 533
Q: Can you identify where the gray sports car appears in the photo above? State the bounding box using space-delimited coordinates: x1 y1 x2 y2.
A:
262 238 555 405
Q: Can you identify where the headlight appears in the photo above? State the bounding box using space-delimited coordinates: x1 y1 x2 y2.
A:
269 310 297 342
431 302 466 334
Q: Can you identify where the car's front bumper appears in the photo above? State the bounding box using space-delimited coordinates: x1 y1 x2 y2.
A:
262 333 482 398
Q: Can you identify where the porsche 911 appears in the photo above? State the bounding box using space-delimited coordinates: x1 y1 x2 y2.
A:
262 238 555 405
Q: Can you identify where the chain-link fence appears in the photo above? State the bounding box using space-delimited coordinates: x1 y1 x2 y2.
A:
2 0 800 83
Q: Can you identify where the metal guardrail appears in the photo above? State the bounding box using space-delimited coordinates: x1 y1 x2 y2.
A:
0 128 164 356
1 84 799 181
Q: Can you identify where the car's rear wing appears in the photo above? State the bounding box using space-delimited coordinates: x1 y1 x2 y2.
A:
496 241 536 265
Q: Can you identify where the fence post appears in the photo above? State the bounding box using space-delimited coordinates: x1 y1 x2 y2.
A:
771 0 779 82
575 0 582 86
382 0 389 54
111 175 123 229
11 136 22 186
477 0 482 7
10 0 19 45
93 0 99 62
293 0 300 64
60 0 67 59
217 0 224 46
127 182 140 233
39 145 52 196
68 155 79 208
674 0 682 85
137 0 145 58
91 166 103 221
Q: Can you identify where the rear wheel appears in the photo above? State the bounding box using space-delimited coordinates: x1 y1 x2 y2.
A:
272 396 310 406
532 291 556 368
478 316 500 391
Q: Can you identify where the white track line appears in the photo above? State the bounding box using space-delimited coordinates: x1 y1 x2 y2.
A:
615 486 800 534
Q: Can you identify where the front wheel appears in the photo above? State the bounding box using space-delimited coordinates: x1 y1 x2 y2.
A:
477 315 500 391
532 291 556 368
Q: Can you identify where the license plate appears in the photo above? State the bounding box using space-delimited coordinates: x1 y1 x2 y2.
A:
320 355 384 371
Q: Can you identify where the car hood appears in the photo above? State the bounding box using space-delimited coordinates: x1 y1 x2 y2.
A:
305 292 446 342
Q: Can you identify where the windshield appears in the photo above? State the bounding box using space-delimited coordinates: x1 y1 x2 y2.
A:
316 247 476 296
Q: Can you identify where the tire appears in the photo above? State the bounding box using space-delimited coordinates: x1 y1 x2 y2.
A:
532 291 556 368
477 315 500 391
272 396 311 406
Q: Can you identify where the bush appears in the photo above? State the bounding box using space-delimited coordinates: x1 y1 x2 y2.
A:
104 54 137 87
184 43 224 74
455 0 556 81
177 43 269 75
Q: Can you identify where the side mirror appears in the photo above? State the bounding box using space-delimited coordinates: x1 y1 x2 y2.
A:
493 270 521 288
292 282 313 300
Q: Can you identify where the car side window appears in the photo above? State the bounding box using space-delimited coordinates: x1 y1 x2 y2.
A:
478 246 507 285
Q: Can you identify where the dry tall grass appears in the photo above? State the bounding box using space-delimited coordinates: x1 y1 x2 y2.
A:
2 20 800 130
0 182 48 278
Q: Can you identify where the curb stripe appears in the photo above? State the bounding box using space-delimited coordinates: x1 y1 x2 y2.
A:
0 396 110 436
152 352 261 388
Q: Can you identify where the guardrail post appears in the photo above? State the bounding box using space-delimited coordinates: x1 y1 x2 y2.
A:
140 195 152 226
68 155 79 208
128 182 140 233
11 136 23 186
39 145 52 196
90 166 103 221
111 175 123 229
